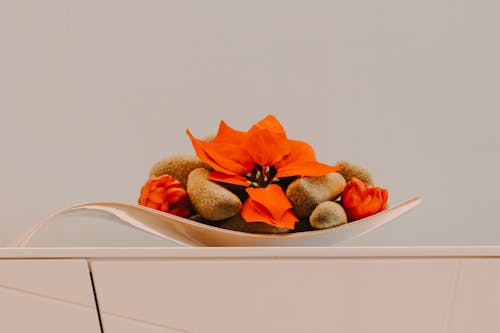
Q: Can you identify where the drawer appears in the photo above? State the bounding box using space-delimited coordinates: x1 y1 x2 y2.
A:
0 259 101 333
91 258 458 333
448 259 500 333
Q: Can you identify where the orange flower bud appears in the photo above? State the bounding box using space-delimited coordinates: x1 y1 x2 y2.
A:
341 177 388 220
138 174 190 218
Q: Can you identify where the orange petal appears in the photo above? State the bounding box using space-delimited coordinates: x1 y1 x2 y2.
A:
160 203 169 212
165 187 187 204
342 189 362 207
244 127 290 167
381 189 388 209
148 191 166 204
244 115 290 166
156 176 168 187
209 171 250 187
275 140 316 166
275 140 342 178
146 201 161 210
187 130 254 175
240 198 274 224
277 161 343 178
241 115 290 166
245 185 293 221
241 196 298 229
212 120 247 145
138 184 151 205
253 114 286 134
276 209 299 229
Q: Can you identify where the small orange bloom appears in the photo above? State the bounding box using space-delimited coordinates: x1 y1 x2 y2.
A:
138 175 190 218
187 115 343 229
341 177 388 220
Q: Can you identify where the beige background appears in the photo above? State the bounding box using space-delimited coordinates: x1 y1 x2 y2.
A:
1 0 499 246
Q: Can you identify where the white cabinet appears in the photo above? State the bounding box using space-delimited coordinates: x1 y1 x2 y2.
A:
2 247 500 333
0 259 101 333
90 258 458 333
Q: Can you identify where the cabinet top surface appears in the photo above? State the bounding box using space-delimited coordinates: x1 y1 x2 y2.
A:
2 246 500 259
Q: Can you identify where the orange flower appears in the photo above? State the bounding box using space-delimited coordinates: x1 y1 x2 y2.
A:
341 177 388 220
138 174 190 218
187 115 342 229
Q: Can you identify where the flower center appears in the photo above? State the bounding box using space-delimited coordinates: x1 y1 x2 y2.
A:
246 165 278 187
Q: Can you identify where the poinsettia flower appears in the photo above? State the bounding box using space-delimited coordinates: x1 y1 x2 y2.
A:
187 115 342 229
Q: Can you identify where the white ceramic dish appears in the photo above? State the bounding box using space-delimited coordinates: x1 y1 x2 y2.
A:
11 197 421 247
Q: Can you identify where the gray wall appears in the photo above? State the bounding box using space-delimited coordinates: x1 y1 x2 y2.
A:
1 0 499 246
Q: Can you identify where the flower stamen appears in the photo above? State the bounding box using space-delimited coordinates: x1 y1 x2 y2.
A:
246 164 278 187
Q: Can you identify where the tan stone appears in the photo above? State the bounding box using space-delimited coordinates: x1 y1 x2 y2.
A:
187 168 242 221
286 172 346 218
309 201 347 229
202 133 216 143
149 155 209 188
337 160 373 184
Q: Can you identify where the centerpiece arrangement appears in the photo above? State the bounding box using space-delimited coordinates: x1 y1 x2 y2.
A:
11 114 419 247
139 115 388 234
